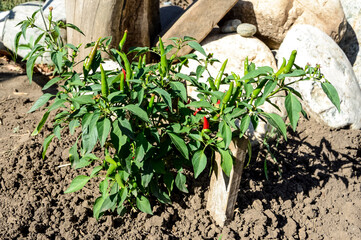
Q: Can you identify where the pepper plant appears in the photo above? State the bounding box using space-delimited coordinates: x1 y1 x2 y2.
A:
19 10 340 219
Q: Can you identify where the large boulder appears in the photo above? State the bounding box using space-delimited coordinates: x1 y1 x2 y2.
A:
278 24 361 129
183 30 285 144
1 0 65 63
222 0 347 49
339 0 361 87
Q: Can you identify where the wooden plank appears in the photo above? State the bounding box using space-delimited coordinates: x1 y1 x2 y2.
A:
65 0 160 71
206 137 248 227
160 0 238 56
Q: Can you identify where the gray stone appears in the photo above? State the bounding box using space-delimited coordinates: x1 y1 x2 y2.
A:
278 24 361 129
236 23 256 37
220 19 242 33
339 0 361 87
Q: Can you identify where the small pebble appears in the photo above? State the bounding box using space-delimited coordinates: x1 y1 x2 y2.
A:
237 23 257 37
221 19 242 33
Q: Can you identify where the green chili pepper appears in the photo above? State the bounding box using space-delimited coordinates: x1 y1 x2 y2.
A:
119 30 128 51
222 82 234 104
147 94 155 114
214 59 228 90
208 77 217 91
221 81 234 112
116 50 132 86
100 64 109 98
119 71 125 92
244 57 249 75
283 50 297 74
84 37 101 73
228 85 241 106
275 57 286 77
251 78 268 99
142 54 147 67
159 37 168 76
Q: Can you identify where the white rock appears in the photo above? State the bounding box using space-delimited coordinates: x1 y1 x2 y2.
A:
278 24 361 129
224 0 347 49
339 0 361 87
0 10 10 50
1 0 65 63
183 31 284 144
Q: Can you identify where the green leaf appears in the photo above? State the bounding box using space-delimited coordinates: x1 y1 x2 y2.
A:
69 119 80 135
118 187 128 205
175 171 188 193
96 118 111 147
186 101 215 110
240 66 273 81
72 95 95 105
261 112 287 140
42 134 54 159
51 51 64 73
93 196 106 220
26 53 41 84
188 41 207 57
285 93 302 131
74 154 98 169
31 111 50 136
239 115 250 138
150 182 171 204
28 93 53 113
136 196 153 215
170 82 187 102
154 88 172 111
14 31 22 56
219 148 233 177
82 114 99 154
64 175 90 193
220 122 232 149
192 150 207 178
254 80 277 107
123 104 150 122
90 166 103 178
48 98 66 112
321 82 341 112
65 23 85 35
42 77 62 90
168 132 189 159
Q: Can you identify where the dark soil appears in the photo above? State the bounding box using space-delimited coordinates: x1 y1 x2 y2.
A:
0 58 360 239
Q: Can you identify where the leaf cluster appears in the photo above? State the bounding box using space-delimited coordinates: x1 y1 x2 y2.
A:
20 12 340 219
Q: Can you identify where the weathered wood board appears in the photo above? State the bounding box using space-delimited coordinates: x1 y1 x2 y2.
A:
207 137 248 227
65 0 160 71
160 0 238 56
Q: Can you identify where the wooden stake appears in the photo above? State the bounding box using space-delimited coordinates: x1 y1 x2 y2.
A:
207 137 248 227
160 0 238 57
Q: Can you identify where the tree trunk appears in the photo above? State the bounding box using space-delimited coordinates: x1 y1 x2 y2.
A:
65 0 160 71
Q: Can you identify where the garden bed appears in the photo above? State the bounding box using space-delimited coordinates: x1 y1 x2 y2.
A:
0 58 360 239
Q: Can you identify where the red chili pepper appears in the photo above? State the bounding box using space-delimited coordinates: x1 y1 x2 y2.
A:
216 100 221 104
193 107 202 116
203 116 209 129
122 68 126 79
